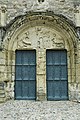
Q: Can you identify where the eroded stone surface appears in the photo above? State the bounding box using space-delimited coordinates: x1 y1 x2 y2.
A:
0 100 80 120
0 0 79 24
0 1 80 102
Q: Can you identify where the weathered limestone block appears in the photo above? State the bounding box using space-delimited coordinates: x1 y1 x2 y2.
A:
69 82 80 102
0 0 78 24
37 75 46 100
74 5 80 27
37 64 46 74
37 51 46 74
0 5 7 26
5 81 14 99
0 58 5 65
0 82 6 102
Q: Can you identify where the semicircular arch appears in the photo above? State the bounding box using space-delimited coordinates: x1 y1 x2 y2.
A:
3 12 79 100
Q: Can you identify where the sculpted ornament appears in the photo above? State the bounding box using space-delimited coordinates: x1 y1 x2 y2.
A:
16 26 65 49
17 31 31 48
35 26 64 49
51 37 65 48
6 13 76 46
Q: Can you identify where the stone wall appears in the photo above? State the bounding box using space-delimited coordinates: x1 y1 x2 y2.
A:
0 0 80 25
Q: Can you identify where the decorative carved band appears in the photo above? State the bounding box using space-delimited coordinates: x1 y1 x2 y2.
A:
6 13 76 42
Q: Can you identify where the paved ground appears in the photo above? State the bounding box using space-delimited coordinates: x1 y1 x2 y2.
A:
0 100 80 120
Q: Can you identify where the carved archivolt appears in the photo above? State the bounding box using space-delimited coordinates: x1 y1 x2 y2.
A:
4 12 77 51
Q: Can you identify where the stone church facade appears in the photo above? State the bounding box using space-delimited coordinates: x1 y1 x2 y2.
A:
0 0 80 102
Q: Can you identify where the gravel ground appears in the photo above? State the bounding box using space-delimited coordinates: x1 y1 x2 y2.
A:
0 100 80 120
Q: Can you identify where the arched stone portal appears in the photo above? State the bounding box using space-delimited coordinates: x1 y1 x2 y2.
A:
2 12 78 101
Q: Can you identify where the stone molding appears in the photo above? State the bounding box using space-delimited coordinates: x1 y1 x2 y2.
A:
2 12 78 49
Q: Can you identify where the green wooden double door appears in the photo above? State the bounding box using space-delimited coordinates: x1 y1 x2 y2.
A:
15 50 68 100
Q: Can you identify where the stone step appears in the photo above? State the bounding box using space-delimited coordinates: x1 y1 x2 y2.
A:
0 92 5 98
0 82 4 90
0 82 6 102
0 97 5 103
0 90 6 102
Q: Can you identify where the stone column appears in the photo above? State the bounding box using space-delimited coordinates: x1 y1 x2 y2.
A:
0 5 7 27
75 42 80 102
74 5 80 27
73 5 80 102
36 49 47 101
